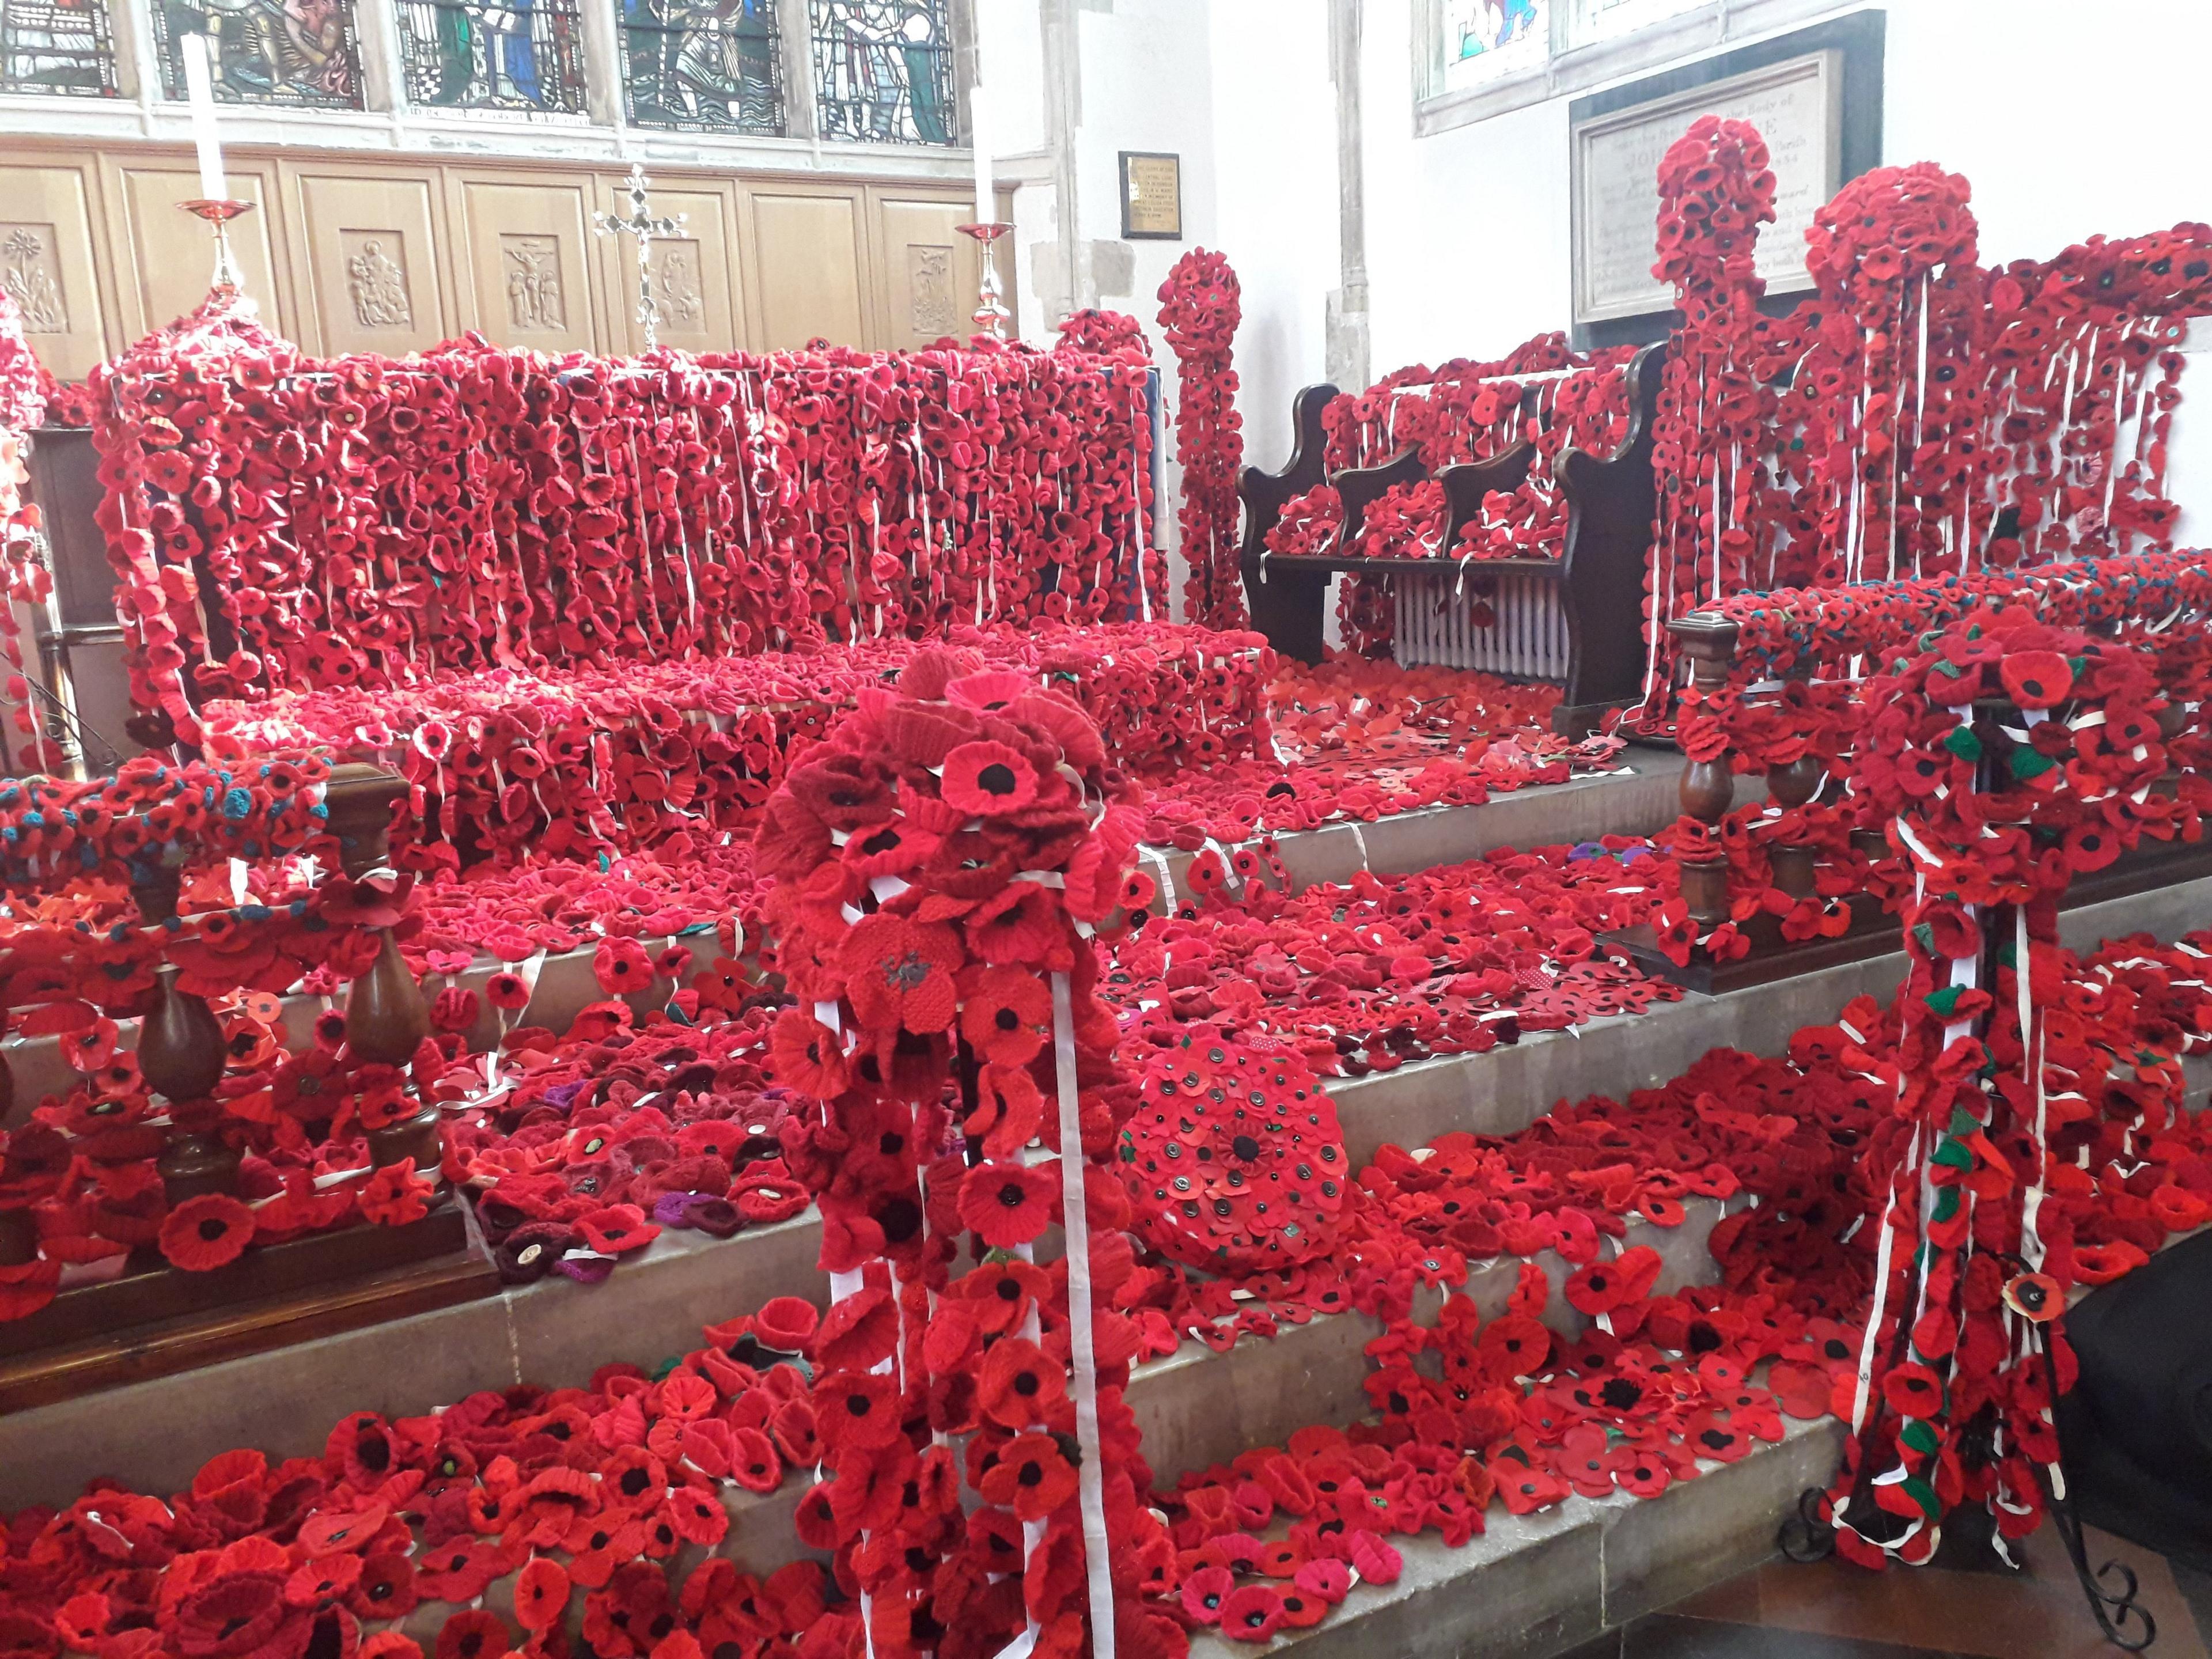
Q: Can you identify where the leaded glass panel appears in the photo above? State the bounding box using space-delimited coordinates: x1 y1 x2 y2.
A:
809 0 953 146
621 0 782 132
1 0 118 95
1440 0 1547 92
151 0 362 108
397 0 585 113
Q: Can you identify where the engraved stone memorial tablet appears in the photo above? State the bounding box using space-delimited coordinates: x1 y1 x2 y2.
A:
1571 49 1843 327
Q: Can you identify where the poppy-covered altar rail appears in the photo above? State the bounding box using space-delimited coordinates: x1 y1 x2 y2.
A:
85 328 1164 747
1237 343 1662 735
1657 550 2212 951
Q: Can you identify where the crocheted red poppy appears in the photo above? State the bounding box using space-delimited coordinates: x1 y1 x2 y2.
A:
940 741 1041 815
1119 1036 1347 1274
957 1160 1055 1249
158 1193 256 1271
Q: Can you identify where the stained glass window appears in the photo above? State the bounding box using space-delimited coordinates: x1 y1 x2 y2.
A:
396 0 585 113
1566 0 1705 48
151 0 362 108
621 0 782 132
1 0 118 95
1440 0 1547 92
809 0 953 146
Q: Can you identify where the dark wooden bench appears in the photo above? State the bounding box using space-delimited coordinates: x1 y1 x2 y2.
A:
1237 341 1664 737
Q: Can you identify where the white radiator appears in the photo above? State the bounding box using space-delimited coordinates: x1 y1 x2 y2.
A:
1391 566 1571 681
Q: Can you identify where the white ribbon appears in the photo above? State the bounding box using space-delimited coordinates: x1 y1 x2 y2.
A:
1052 969 1116 1659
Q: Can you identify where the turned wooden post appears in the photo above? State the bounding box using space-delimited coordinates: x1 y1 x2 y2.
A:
131 854 238 1202
327 765 438 1173
1668 612 1741 929
1766 753 1825 899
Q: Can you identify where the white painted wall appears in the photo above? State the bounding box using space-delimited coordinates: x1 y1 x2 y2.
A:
1358 0 2212 370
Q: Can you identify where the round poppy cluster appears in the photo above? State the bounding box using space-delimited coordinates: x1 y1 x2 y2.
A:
88 322 1162 744
1120 1035 1347 1276
1157 249 1247 631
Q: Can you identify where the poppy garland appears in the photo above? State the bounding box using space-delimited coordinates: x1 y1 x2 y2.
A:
88 319 1165 743
1816 610 2205 1568
1624 118 2212 726
1157 248 1247 631
753 644 1166 1657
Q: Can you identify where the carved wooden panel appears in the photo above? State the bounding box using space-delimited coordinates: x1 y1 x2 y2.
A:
454 179 599 353
748 190 865 350
0 164 108 379
111 164 287 344
297 173 447 358
600 181 740 355
873 196 988 352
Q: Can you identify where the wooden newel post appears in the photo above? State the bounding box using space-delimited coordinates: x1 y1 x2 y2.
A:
131 855 238 1202
326 765 438 1175
1669 611 1741 929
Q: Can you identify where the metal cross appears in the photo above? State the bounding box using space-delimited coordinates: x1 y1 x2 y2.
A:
594 164 685 351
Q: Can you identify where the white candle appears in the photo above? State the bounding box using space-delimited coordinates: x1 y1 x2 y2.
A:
971 84 993 225
182 34 226 202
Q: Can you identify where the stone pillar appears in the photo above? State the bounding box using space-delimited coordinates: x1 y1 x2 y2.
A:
1325 0 1369 395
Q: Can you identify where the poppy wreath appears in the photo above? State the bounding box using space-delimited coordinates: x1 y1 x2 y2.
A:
1157 249 1248 631
754 643 1182 1658
86 319 1162 744
0 290 63 773
1814 607 2203 1569
1119 1035 1348 1276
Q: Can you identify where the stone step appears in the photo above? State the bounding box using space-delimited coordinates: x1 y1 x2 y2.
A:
1187 1415 1848 1659
7 870 2195 1508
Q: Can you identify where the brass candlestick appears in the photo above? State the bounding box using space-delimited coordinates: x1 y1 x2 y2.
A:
178 198 257 311
956 221 1013 342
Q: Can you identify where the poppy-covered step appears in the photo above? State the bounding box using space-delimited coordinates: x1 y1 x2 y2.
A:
1184 1413 1847 1659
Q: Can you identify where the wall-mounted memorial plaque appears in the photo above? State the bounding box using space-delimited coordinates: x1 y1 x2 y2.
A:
1119 151 1182 240
1567 11 1883 347
1574 49 1839 325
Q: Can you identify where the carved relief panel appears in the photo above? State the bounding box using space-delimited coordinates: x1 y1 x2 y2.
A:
298 173 445 356
0 165 108 378
457 179 597 351
600 181 738 354
874 196 989 351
